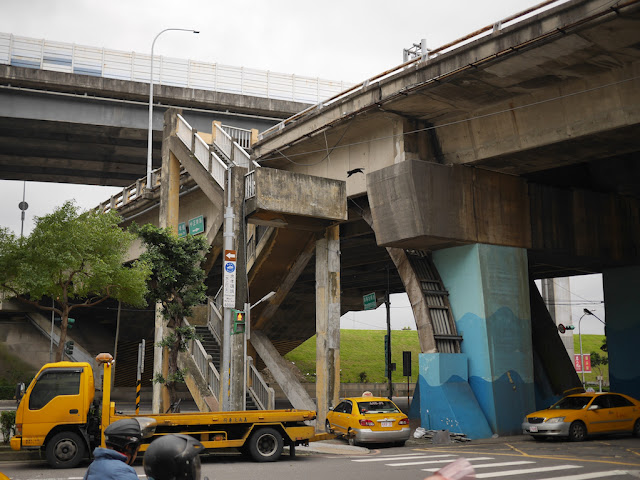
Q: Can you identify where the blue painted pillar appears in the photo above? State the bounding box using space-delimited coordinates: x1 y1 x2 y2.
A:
603 266 640 399
432 244 535 436
417 353 493 439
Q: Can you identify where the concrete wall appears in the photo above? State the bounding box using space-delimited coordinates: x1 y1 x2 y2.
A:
0 317 55 372
603 265 640 399
433 244 535 436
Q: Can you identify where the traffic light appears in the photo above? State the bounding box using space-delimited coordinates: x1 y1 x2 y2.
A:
558 323 575 334
67 318 75 330
232 309 245 334
64 340 74 356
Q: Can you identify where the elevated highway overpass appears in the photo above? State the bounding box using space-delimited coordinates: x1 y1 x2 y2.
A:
1 0 639 439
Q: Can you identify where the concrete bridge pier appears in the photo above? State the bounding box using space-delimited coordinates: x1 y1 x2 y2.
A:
315 225 341 430
603 266 640 400
431 244 535 436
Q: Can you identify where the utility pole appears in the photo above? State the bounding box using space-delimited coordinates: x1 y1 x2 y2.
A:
221 167 235 411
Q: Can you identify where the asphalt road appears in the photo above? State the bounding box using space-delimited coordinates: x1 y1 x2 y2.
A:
2 435 640 480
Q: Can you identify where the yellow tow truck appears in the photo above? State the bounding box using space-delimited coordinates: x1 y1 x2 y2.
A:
11 353 316 468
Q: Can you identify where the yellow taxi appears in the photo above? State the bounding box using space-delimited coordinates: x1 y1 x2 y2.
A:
522 392 640 441
325 396 410 446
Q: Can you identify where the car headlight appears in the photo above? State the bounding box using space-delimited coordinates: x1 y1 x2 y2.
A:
545 417 565 423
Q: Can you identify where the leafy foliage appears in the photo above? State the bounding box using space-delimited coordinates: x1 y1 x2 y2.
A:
0 202 151 361
1 410 16 444
133 224 209 405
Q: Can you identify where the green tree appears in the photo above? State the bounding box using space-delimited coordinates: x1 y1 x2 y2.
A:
0 202 151 361
134 224 209 408
590 350 609 378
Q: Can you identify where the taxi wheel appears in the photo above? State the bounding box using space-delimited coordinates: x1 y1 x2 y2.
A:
633 419 640 437
568 421 587 442
45 431 86 468
347 430 358 446
325 420 333 434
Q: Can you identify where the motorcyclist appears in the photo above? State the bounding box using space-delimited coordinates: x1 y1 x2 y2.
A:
83 417 156 480
143 434 205 480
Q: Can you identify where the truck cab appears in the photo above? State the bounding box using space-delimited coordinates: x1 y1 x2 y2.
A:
12 361 96 467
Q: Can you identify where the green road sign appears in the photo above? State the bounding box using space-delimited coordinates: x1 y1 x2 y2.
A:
363 292 376 310
188 215 205 235
178 222 187 237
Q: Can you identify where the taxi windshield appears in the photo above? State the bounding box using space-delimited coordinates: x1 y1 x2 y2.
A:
357 401 399 414
551 396 593 410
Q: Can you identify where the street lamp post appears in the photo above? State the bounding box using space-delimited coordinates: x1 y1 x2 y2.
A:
146 28 199 190
578 308 606 386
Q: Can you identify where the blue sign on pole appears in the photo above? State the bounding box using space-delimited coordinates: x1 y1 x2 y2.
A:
225 262 236 273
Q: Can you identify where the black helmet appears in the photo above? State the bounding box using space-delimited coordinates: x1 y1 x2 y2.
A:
104 417 156 452
143 434 204 480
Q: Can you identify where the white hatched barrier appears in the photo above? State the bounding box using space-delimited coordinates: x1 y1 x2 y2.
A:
0 32 351 104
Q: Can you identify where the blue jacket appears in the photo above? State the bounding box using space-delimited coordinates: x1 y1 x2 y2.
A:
83 447 138 480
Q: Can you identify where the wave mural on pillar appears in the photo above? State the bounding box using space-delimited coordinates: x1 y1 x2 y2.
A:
456 307 535 435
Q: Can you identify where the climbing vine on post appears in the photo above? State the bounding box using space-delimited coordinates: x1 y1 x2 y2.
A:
133 223 209 409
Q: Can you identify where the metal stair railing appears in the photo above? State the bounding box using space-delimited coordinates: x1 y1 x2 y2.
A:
247 356 275 410
184 319 221 401
176 114 228 190
208 294 223 345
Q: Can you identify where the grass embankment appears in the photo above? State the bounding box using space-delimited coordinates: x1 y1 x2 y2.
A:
285 330 608 386
574 334 608 385
285 330 421 383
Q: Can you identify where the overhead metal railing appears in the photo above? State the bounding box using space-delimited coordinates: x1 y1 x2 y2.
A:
0 32 351 105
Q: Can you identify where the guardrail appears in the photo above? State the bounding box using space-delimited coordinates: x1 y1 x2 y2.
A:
95 168 162 214
208 297 223 345
0 32 351 105
185 319 221 402
247 357 275 410
258 0 568 141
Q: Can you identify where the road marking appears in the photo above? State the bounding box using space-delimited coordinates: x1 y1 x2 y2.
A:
537 471 634 480
388 456 494 467
422 460 536 471
475 464 580 478
352 454 456 462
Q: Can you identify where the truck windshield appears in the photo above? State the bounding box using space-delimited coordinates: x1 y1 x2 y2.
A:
29 370 81 410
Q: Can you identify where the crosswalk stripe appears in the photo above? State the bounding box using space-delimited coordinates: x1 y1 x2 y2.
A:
475 464 580 478
538 471 632 480
422 460 536 472
352 454 456 462
388 456 494 467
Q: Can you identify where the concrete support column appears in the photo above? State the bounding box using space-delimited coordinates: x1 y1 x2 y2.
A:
316 225 340 430
541 277 574 359
603 266 640 399
432 243 534 436
153 109 181 414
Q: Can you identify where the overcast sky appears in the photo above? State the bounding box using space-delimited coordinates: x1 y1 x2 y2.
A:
0 0 604 333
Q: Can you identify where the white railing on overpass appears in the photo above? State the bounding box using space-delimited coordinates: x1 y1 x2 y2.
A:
0 32 351 105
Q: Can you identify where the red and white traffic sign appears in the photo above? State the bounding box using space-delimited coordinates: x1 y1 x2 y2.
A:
225 250 237 261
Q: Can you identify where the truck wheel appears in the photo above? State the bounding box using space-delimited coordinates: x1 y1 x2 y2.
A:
46 431 86 468
248 427 283 462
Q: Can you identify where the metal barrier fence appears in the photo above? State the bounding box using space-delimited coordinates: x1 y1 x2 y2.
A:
0 32 351 104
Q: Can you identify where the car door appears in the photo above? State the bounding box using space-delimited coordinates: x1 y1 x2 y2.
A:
609 394 635 431
330 402 347 434
584 395 615 433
